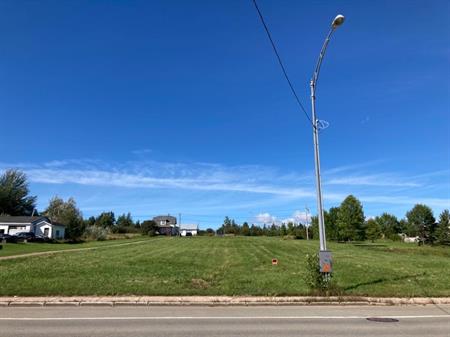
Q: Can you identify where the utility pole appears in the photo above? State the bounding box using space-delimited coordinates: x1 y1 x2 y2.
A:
310 14 345 274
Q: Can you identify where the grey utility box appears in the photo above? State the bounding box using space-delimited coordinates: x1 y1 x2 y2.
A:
319 250 332 273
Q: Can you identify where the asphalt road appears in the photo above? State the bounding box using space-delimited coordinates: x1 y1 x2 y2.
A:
0 304 449 337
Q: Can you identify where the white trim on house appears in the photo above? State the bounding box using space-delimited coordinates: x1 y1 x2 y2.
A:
0 217 65 239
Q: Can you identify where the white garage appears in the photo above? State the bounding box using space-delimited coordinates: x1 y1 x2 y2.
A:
179 224 199 236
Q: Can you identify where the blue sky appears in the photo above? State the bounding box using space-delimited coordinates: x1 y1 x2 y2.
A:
1 0 449 227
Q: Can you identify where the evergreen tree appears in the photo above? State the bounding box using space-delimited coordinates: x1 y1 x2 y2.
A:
436 209 450 246
95 211 116 228
287 222 295 236
116 212 134 228
0 169 37 216
336 195 365 241
241 222 250 236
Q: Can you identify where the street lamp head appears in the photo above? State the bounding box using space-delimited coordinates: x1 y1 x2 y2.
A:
332 14 345 28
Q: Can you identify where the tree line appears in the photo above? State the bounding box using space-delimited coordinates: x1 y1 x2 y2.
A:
216 195 449 246
309 195 449 245
1 169 449 245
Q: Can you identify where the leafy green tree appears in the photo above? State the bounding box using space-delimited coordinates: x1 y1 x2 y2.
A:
141 220 158 236
44 197 85 241
310 209 337 241
0 169 37 216
435 209 450 246
366 218 382 242
294 224 306 239
375 213 401 239
115 213 136 233
117 213 134 227
406 204 436 245
337 195 365 241
205 228 215 236
399 219 409 235
326 207 339 241
85 216 96 227
96 212 116 228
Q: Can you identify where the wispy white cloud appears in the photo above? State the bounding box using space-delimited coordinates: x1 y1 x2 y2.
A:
0 159 448 210
327 174 421 187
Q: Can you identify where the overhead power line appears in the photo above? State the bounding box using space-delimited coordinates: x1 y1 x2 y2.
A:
251 0 313 127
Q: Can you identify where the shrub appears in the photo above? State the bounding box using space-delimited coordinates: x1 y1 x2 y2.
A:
304 253 339 295
84 226 109 241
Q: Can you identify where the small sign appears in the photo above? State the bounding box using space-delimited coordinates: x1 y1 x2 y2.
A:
319 250 332 273
272 258 278 265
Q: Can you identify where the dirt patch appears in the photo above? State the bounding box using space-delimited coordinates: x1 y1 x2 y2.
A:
191 278 210 289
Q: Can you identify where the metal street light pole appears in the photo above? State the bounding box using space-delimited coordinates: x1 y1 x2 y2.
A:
310 14 345 272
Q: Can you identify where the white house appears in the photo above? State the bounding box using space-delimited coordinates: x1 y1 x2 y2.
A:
0 216 65 239
179 224 198 237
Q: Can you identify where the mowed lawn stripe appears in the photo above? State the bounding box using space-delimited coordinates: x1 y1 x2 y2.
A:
0 237 150 258
0 237 448 297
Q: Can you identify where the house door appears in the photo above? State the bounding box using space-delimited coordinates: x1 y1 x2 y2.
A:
44 228 50 237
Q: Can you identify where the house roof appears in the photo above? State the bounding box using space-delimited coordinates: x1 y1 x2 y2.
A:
0 216 50 225
180 224 198 230
153 215 177 221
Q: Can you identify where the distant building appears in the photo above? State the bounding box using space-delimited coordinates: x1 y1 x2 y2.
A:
152 215 178 236
0 216 65 239
180 224 198 237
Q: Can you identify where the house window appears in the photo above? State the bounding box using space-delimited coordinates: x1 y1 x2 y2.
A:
44 228 49 237
56 230 60 239
0 229 4 234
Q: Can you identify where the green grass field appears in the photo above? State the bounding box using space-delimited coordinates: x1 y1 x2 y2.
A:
0 236 448 297
0 236 147 257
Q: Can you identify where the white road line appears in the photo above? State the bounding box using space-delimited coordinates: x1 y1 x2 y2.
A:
0 315 448 321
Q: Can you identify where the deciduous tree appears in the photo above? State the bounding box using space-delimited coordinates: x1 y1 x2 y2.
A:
44 197 84 241
375 213 401 239
406 204 436 245
366 218 382 242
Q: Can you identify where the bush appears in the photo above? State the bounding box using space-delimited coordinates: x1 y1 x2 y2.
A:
116 225 140 234
84 226 109 241
141 220 158 236
304 253 339 295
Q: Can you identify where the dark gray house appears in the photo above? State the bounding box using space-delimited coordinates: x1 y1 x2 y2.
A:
152 215 178 236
